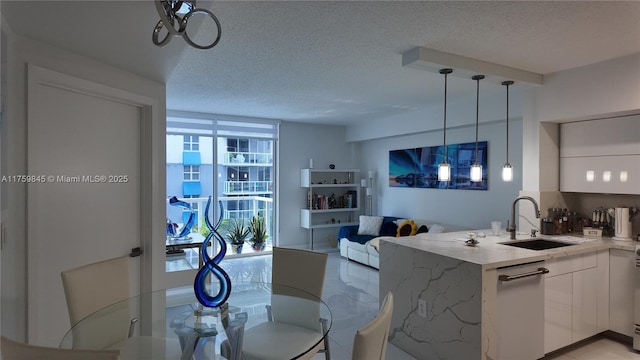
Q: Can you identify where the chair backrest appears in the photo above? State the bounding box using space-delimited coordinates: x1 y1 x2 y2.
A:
270 247 328 331
1 336 120 360
351 291 394 360
271 247 328 298
61 256 131 348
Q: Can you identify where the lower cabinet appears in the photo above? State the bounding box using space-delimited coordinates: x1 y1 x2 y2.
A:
609 249 635 337
544 250 609 354
572 267 598 342
545 273 573 353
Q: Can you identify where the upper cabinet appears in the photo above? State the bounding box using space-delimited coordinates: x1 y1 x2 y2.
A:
560 115 640 194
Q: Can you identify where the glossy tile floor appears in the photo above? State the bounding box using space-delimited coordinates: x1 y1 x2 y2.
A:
543 336 639 360
219 251 414 359
224 252 638 360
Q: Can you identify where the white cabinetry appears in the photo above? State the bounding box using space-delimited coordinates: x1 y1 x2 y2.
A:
544 250 609 354
301 169 360 250
560 115 640 194
545 272 573 352
496 262 546 360
609 249 635 337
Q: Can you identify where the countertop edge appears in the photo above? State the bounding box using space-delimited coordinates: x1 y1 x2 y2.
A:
378 230 636 271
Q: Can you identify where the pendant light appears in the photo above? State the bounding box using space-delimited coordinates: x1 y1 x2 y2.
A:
502 80 514 182
470 75 484 183
438 68 453 182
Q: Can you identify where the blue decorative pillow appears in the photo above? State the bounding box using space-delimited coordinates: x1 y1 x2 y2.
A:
379 221 398 236
417 225 429 234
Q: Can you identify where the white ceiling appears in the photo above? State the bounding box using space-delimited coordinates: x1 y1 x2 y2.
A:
3 1 640 125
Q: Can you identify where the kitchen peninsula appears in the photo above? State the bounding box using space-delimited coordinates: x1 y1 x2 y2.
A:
378 230 636 360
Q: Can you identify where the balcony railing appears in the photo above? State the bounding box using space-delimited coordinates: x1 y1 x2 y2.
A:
224 180 273 195
226 151 272 165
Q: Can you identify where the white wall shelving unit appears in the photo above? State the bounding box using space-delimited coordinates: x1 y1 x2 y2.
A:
301 169 360 250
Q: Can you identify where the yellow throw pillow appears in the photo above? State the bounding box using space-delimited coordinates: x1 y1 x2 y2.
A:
396 219 417 237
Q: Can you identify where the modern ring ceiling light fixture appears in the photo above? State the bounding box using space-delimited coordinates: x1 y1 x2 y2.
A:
152 0 221 49
470 75 485 183
438 68 453 182
501 80 515 182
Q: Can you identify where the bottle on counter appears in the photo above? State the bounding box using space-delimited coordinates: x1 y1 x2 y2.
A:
542 218 555 235
555 211 563 235
567 212 575 233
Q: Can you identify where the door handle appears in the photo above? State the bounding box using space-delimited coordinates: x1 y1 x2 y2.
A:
498 267 549 282
129 247 143 257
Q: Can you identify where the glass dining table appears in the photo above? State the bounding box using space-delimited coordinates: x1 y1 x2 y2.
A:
60 282 331 360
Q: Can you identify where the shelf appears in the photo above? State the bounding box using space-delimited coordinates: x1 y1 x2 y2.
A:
301 168 361 249
302 207 360 214
306 183 358 188
303 168 360 173
301 168 359 188
309 222 358 230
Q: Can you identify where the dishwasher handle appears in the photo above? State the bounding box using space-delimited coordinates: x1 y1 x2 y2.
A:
498 267 549 282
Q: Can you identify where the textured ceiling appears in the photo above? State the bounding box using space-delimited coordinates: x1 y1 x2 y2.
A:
3 1 640 125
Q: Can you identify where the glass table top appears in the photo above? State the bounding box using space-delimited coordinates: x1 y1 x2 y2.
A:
60 282 331 360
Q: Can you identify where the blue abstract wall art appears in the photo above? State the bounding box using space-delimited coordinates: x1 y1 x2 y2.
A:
389 141 488 190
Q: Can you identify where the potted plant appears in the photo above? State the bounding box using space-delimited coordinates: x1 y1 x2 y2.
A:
249 215 269 251
225 218 250 254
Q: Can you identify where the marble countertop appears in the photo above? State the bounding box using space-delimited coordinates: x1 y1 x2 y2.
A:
379 230 637 270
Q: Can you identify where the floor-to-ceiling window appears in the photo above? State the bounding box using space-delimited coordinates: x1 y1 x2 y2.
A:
165 112 278 273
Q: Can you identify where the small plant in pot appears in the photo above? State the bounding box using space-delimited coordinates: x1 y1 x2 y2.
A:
249 215 268 251
225 218 250 254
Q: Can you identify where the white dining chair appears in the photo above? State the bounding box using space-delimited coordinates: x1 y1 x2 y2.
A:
351 291 394 360
1 336 120 360
61 255 133 350
223 247 330 360
61 256 184 358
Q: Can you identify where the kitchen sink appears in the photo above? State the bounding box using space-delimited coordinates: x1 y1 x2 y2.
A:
499 238 576 251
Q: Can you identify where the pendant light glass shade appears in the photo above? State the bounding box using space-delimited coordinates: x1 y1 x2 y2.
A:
502 80 515 182
502 163 513 182
438 163 451 181
438 68 453 182
470 164 483 182
470 75 484 183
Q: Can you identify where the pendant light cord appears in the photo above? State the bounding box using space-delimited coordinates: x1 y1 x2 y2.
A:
443 72 448 160
506 83 509 164
502 80 514 165
472 75 484 164
475 78 479 162
439 69 452 163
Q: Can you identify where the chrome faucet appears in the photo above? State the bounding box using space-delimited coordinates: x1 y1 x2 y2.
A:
507 196 541 240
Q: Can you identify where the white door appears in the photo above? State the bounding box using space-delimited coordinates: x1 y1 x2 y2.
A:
26 65 149 346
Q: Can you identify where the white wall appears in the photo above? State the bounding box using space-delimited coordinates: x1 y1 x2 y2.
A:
521 53 640 232
360 119 523 231
1 29 166 341
522 53 640 193
347 76 525 231
278 122 360 249
346 80 525 143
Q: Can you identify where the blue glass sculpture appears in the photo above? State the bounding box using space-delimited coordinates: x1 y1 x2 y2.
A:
194 196 231 308
168 196 196 238
166 217 177 237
